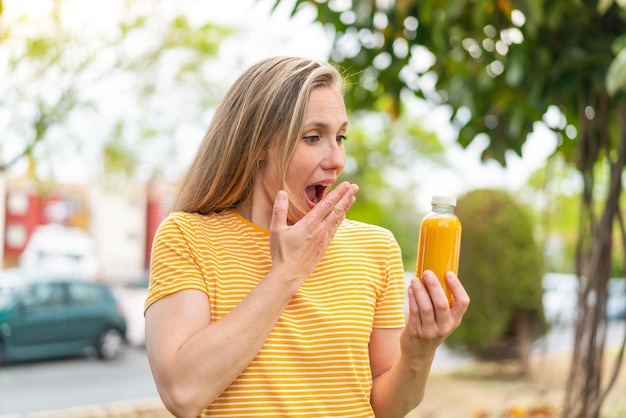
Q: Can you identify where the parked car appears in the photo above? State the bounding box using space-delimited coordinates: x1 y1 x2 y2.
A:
543 273 625 323
0 279 127 364
18 224 102 281
542 272 580 325
112 278 149 347
607 277 626 320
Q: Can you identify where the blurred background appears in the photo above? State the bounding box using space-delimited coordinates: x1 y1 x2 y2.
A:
0 0 568 284
1 0 625 417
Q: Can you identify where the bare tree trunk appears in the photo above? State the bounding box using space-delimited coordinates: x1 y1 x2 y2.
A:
561 97 626 418
589 209 626 416
515 310 533 379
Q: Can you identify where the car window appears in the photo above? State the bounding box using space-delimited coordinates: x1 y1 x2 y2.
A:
68 282 103 305
23 282 66 308
0 286 17 309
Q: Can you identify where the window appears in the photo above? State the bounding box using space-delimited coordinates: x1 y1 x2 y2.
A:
24 283 66 308
68 282 102 305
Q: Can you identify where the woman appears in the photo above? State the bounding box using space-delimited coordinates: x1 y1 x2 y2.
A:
144 56 469 418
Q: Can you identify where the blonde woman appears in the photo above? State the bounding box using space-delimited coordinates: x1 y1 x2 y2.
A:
144 56 469 418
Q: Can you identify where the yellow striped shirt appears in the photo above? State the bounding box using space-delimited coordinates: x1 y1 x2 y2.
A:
146 209 406 417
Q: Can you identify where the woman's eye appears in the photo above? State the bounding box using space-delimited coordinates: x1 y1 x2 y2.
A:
302 134 347 144
302 135 320 144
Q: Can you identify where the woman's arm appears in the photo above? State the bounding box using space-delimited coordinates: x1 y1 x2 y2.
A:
145 271 300 418
369 270 470 418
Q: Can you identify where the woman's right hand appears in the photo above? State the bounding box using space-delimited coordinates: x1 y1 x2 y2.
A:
268 181 359 288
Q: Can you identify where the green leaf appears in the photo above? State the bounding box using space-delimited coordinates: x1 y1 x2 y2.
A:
611 33 626 54
598 0 614 15
606 48 626 96
25 37 54 58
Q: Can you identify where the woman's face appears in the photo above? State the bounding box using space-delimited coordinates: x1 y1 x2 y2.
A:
264 86 348 223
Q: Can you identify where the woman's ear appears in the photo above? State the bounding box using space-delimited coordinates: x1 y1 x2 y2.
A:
257 148 268 164
254 150 267 171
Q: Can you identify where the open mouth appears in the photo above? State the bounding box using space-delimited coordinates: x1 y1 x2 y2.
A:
305 184 329 205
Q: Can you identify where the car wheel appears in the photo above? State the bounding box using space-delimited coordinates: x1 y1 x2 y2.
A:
97 328 126 360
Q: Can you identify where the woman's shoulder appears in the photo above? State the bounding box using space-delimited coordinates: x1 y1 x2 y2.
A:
162 210 214 223
159 210 239 232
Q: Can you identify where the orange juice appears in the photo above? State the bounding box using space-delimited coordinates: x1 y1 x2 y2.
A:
415 196 462 305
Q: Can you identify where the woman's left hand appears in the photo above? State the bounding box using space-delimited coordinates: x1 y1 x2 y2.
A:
403 270 470 358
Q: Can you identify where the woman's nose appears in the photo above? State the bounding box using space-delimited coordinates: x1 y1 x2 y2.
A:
321 141 345 171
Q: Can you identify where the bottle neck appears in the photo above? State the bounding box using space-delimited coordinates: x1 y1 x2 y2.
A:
432 204 455 214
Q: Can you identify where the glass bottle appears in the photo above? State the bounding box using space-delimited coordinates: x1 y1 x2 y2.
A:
415 196 462 306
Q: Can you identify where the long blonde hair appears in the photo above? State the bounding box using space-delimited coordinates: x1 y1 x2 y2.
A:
173 56 344 214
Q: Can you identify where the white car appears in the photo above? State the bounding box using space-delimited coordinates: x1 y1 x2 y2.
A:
607 278 626 320
113 279 148 347
18 224 101 281
542 273 580 325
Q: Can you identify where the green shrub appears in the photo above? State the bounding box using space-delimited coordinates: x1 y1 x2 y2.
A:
446 189 546 360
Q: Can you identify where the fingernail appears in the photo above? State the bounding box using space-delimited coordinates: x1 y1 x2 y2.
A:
276 190 287 200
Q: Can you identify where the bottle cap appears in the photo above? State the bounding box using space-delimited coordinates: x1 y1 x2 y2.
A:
431 196 456 207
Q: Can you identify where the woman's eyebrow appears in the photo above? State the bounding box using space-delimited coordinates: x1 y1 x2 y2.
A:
303 120 349 130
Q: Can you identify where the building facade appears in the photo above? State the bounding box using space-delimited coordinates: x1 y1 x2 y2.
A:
0 176 175 284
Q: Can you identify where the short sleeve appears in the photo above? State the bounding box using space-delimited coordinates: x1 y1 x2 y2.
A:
144 212 208 312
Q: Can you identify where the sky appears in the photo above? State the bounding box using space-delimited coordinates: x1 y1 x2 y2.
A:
3 0 559 212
